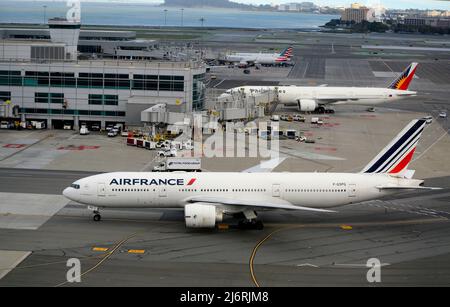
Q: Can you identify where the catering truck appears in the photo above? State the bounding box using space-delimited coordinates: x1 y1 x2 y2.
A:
152 158 202 172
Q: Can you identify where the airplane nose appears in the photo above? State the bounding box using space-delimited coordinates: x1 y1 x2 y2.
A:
63 187 79 202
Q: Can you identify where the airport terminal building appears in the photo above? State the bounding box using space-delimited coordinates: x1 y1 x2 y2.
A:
0 19 206 130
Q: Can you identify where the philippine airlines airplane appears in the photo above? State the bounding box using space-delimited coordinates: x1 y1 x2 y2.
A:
225 46 293 67
219 62 419 112
63 119 439 229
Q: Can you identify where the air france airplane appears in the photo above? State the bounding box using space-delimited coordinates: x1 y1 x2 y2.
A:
219 63 419 113
63 119 439 229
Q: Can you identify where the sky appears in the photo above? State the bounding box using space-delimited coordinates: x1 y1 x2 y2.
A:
6 0 450 10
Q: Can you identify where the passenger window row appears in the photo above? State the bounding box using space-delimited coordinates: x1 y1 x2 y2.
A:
112 188 156 192
285 189 347 193
178 189 267 193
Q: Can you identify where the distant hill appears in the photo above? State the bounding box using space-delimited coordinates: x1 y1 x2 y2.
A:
162 0 253 10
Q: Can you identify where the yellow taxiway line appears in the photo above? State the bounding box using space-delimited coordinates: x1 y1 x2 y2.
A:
249 217 448 287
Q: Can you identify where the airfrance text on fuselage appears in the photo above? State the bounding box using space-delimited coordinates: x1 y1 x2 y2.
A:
110 178 187 186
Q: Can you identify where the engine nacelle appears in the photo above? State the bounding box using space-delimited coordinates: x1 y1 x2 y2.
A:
185 203 223 228
297 99 317 112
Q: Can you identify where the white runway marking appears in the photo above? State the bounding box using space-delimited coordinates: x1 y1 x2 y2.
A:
0 193 69 230
0 251 31 280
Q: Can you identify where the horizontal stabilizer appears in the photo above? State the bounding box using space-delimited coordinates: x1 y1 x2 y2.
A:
376 186 442 190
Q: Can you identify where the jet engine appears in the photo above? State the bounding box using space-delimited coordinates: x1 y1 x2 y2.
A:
185 203 223 228
297 99 317 112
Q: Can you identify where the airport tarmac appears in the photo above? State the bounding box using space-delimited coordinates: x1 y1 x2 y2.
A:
0 30 449 287
0 108 449 286
0 180 449 287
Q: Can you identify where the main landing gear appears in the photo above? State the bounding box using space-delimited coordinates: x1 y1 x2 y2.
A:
237 210 264 230
88 206 102 222
238 220 264 230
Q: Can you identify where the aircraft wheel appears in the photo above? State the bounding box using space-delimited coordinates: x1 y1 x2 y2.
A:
93 214 101 222
238 220 264 230
254 221 264 230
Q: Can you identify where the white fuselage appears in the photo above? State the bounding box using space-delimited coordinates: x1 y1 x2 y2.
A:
225 54 287 65
63 172 409 210
222 85 417 106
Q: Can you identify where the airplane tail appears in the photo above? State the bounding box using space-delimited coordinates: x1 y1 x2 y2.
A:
279 46 293 59
387 62 418 91
361 119 426 176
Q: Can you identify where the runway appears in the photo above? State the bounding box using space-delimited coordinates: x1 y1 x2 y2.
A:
0 168 97 195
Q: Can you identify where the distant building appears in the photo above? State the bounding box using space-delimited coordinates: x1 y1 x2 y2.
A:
278 2 317 12
426 10 442 17
424 10 450 18
402 17 450 29
341 3 370 23
0 28 160 60
0 19 206 130
403 18 426 27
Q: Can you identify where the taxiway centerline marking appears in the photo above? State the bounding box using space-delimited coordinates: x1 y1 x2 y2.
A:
54 232 140 287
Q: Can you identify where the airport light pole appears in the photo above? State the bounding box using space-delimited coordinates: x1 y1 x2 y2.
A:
181 8 184 27
200 17 205 27
164 9 168 26
43 5 47 25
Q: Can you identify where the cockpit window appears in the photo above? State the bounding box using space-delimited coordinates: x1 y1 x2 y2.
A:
71 184 80 190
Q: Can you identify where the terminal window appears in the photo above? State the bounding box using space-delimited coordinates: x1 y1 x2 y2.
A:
0 71 22 86
132 75 184 92
31 46 65 61
34 93 64 104
0 91 11 102
88 94 119 106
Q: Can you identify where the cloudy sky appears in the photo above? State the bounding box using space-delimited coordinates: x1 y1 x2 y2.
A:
10 0 450 10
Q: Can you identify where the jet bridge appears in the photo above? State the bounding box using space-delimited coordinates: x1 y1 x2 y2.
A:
211 87 280 121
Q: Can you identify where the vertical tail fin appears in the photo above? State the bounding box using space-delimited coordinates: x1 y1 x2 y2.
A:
279 46 293 58
361 119 426 175
388 62 418 90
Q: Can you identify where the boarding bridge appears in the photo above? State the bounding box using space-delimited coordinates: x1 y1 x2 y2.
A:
208 87 279 121
0 102 12 118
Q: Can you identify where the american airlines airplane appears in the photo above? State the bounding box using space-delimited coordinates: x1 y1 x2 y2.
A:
225 46 293 67
219 63 419 113
63 119 439 230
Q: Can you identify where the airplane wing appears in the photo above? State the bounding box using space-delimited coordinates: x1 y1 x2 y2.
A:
186 196 336 213
242 157 286 173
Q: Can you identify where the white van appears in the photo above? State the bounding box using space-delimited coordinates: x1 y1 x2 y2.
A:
80 126 89 135
271 115 280 122
0 121 9 129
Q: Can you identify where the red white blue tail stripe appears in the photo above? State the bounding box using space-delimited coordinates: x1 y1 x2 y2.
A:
279 46 293 59
361 119 426 174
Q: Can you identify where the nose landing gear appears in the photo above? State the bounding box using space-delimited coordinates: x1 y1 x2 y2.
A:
93 212 101 222
88 206 102 222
